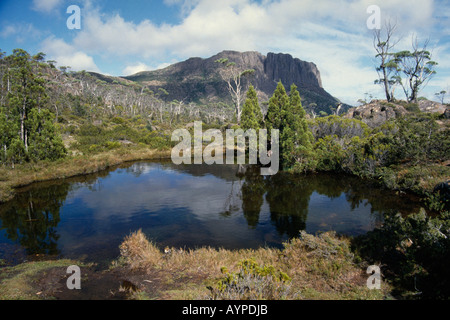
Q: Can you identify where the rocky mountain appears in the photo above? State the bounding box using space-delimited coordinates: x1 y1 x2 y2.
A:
123 50 348 114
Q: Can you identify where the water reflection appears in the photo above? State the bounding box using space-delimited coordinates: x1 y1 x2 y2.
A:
0 161 426 264
0 184 66 257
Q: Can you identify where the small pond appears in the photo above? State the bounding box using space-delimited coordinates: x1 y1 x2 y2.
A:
0 161 426 265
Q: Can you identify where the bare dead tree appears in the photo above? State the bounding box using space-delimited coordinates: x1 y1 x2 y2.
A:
373 20 401 102
216 58 254 124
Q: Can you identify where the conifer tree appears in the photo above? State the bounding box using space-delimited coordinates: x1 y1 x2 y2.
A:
282 84 315 171
241 84 263 131
265 81 288 133
265 82 315 170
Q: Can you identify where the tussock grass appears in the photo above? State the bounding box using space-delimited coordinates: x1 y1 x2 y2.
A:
118 230 390 300
119 230 163 269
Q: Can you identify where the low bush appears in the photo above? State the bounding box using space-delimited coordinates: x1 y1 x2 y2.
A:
352 209 450 299
208 259 292 300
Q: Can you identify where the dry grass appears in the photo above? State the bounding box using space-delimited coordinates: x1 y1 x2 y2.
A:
0 146 171 203
117 230 391 300
0 230 390 300
119 230 163 270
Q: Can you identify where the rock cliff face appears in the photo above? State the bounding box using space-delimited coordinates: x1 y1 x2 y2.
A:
264 52 322 90
124 50 344 113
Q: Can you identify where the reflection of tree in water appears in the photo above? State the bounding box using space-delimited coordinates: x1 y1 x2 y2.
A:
265 173 313 238
238 168 315 237
0 161 425 259
221 180 242 217
239 169 422 238
240 166 265 228
0 169 109 257
0 183 71 256
125 162 148 178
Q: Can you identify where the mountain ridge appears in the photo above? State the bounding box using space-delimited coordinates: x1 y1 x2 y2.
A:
121 50 350 114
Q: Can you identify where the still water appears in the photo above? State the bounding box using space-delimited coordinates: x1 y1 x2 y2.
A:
0 161 425 265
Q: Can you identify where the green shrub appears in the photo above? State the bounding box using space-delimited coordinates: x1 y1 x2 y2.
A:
75 123 143 153
352 209 450 299
208 259 292 300
106 141 121 150
314 135 345 171
424 190 449 212
404 103 421 113
112 116 126 124
140 132 172 150
88 144 101 153
78 123 104 137
64 125 77 135
375 167 399 190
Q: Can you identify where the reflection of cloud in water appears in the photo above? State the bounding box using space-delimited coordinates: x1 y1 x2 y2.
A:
305 192 379 235
1 161 428 264
74 163 244 222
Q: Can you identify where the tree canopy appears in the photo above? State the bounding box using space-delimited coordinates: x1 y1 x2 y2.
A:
0 49 66 166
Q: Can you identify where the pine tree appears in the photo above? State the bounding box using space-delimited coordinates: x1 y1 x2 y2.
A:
265 82 315 170
241 84 263 131
282 84 315 171
265 81 288 133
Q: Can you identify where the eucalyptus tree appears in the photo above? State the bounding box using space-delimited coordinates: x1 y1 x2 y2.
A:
4 49 47 152
215 58 254 124
0 49 66 166
435 90 447 104
392 37 438 103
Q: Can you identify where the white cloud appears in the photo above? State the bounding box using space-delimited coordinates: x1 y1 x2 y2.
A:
0 23 42 44
41 36 100 72
123 61 179 76
0 25 17 38
71 0 437 59
122 62 152 76
40 0 443 103
32 0 63 13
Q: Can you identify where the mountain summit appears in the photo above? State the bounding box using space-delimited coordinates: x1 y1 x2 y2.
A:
124 50 346 113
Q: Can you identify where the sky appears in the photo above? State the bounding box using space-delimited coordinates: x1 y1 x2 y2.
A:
1 0 449 105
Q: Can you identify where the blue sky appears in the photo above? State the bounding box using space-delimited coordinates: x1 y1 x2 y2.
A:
1 0 449 105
